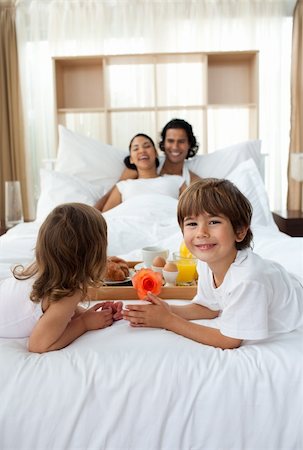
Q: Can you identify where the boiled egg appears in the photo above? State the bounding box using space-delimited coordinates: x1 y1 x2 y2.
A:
163 262 178 272
152 256 166 267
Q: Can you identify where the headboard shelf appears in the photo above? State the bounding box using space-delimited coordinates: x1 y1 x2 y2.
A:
53 50 259 152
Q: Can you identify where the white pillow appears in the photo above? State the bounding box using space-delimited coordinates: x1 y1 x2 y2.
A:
226 159 275 228
55 126 128 191
55 127 262 192
36 169 105 222
187 140 262 178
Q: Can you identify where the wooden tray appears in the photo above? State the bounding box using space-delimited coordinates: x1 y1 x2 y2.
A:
88 261 197 300
89 285 196 300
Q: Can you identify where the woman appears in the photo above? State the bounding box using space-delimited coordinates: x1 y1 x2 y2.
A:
94 119 199 211
101 133 186 212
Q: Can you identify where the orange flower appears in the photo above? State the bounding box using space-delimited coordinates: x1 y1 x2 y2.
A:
132 268 163 300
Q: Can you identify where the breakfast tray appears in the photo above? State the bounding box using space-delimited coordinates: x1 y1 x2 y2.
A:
88 261 197 301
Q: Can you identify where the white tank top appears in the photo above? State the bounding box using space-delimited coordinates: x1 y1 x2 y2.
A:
0 276 43 338
157 156 191 186
117 175 184 202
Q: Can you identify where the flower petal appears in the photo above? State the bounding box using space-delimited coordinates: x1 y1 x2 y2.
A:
132 268 163 298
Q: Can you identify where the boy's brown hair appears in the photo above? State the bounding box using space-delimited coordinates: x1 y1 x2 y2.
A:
14 203 107 303
177 178 253 250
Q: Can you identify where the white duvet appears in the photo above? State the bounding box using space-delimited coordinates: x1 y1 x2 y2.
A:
0 193 302 281
104 194 183 258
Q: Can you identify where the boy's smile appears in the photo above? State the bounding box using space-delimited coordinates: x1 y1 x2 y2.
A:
195 243 217 251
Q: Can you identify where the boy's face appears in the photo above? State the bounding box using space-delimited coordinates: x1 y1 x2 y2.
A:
183 212 247 274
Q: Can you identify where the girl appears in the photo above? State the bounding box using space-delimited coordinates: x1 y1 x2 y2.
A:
101 133 186 212
123 179 303 349
0 203 122 352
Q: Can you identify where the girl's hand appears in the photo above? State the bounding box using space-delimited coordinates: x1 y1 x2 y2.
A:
100 301 123 321
81 303 113 331
123 292 172 328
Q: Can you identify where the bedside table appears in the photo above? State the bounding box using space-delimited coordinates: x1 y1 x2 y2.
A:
272 210 303 237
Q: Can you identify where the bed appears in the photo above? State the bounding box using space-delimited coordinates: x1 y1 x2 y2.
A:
0 126 302 450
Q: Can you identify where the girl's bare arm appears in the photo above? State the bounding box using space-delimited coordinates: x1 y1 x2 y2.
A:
28 295 112 353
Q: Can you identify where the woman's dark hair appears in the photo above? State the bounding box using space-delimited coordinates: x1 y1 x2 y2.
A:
124 133 159 170
177 178 253 250
159 118 199 159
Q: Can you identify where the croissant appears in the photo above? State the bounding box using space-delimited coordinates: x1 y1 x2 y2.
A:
105 257 129 281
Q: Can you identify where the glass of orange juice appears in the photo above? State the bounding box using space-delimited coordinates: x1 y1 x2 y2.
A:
179 240 194 259
173 252 197 285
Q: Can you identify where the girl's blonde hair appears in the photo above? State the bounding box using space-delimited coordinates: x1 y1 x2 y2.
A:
177 178 253 250
13 203 107 303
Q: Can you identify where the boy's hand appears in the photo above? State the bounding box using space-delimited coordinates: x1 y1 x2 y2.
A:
123 292 172 328
81 303 113 331
101 301 123 320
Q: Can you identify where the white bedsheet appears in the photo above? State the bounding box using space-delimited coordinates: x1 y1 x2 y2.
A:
0 300 302 449
0 193 303 449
